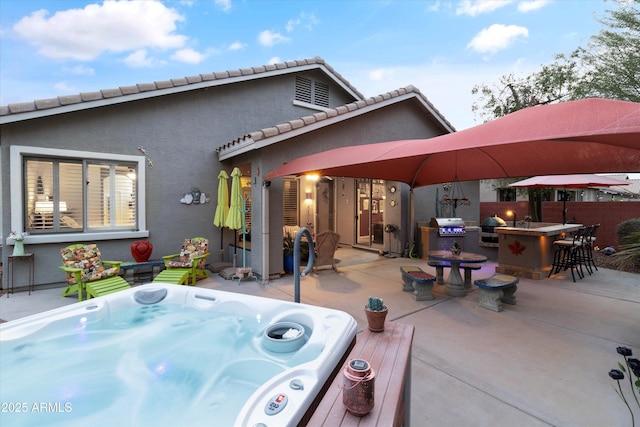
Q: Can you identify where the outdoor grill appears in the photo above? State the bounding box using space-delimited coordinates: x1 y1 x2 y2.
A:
429 217 466 237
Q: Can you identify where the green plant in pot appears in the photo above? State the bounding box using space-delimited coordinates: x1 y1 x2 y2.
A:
364 296 388 332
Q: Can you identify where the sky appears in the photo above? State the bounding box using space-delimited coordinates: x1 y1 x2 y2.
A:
0 0 612 131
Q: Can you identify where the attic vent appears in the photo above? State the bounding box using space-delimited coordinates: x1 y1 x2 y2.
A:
295 77 329 108
295 77 312 104
314 82 329 108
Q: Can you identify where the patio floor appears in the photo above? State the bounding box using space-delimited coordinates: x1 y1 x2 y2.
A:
1 247 639 426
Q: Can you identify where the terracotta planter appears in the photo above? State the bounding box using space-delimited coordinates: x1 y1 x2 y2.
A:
131 240 153 262
364 305 388 332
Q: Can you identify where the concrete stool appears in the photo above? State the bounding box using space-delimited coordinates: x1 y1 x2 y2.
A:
400 266 437 301
152 269 190 285
427 261 451 285
460 263 482 289
474 274 519 312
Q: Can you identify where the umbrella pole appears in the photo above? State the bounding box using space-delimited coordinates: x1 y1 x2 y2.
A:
219 227 224 262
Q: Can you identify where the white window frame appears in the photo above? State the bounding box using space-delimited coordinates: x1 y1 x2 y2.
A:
8 145 148 245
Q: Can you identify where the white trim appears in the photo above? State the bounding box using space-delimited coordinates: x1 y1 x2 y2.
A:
7 145 147 246
292 100 334 112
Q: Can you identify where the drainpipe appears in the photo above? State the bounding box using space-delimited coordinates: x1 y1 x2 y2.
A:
262 180 270 283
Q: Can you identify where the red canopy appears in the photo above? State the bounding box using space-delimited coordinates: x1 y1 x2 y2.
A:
265 98 640 187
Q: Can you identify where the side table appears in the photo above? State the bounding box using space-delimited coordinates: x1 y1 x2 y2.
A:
120 260 165 285
7 253 35 297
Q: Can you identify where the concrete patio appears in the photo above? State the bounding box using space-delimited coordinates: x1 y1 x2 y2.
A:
1 248 639 426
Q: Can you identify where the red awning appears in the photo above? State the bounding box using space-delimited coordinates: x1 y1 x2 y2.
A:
265 98 640 187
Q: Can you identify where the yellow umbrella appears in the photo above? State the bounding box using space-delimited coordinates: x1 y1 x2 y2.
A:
213 170 229 227
225 167 243 231
225 167 244 267
213 170 229 261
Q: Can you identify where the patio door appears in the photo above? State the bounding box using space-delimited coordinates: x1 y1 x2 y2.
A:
355 179 385 250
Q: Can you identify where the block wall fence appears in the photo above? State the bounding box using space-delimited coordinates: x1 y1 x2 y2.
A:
480 201 640 248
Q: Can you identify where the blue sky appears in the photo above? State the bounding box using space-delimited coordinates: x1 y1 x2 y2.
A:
0 0 610 130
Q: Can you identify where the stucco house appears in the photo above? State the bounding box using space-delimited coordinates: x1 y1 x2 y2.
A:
1 57 474 289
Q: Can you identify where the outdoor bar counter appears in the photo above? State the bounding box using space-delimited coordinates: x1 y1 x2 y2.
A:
494 223 583 279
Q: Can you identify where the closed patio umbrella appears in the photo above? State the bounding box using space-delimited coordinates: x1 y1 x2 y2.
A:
225 167 243 267
509 174 630 224
213 170 229 261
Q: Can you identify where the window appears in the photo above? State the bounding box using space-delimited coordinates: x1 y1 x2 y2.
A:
10 146 147 243
498 188 516 202
295 76 330 108
283 178 299 226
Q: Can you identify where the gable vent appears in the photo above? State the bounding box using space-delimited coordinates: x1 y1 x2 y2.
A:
295 76 329 108
314 81 329 107
295 76 313 104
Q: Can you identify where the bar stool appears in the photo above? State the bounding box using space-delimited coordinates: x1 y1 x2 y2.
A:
549 229 585 282
582 224 600 273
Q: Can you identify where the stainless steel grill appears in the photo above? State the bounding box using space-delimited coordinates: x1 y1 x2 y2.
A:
429 217 466 237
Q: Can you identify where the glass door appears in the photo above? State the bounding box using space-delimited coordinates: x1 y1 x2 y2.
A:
355 179 385 250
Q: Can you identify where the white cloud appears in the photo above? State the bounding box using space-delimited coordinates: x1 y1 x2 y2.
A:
228 41 246 51
456 0 513 16
517 0 550 13
467 24 529 54
286 12 319 32
267 57 281 65
171 48 207 64
53 81 76 93
215 0 232 12
64 65 95 76
123 49 163 68
258 30 290 47
13 1 187 61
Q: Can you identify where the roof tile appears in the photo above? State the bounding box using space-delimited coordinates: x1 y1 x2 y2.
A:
58 95 83 105
9 102 36 113
155 80 174 89
1 57 364 120
80 92 103 102
171 78 188 86
101 88 122 99
35 98 61 110
120 85 140 95
137 82 157 92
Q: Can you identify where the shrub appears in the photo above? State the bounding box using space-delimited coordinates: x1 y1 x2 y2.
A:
615 219 640 271
616 218 640 245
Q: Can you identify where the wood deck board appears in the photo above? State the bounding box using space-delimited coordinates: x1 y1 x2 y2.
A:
307 322 414 427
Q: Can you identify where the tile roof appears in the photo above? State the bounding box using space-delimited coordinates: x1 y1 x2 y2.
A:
0 57 363 123
216 85 456 160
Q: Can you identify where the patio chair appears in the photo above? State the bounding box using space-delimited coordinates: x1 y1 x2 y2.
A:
313 230 340 272
162 237 210 285
60 243 131 301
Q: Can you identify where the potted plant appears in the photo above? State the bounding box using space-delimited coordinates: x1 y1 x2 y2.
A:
283 235 295 273
364 296 388 332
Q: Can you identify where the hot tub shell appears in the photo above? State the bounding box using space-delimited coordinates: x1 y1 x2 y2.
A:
0 284 357 427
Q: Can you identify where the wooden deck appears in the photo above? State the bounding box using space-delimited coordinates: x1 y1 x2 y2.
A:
307 322 414 426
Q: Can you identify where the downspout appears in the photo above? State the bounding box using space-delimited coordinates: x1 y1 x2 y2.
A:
262 180 270 283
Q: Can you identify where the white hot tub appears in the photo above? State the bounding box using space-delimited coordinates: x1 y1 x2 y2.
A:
0 284 357 426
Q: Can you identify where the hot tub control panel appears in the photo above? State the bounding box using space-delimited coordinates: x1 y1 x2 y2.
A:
265 393 288 415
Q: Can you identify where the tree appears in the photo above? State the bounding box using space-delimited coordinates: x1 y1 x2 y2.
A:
575 0 640 102
471 0 640 221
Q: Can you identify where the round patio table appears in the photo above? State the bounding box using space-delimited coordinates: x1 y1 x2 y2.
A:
427 250 487 297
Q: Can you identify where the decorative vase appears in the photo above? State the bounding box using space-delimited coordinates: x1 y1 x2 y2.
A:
364 305 388 332
13 240 25 256
131 240 153 262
